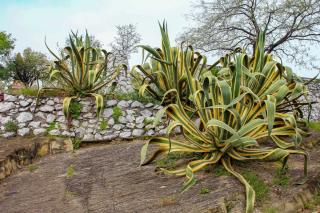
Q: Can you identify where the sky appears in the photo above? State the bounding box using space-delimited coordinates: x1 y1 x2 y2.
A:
0 0 319 78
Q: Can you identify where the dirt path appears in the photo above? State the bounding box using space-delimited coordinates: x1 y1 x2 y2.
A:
0 140 244 213
0 136 319 213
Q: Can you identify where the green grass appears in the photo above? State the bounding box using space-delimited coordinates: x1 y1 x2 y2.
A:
144 117 155 125
4 121 18 132
28 164 38 172
155 152 186 169
46 121 57 132
112 106 122 123
272 168 289 186
69 101 81 119
263 207 278 213
200 187 210 194
242 171 269 202
71 138 82 149
66 165 75 178
308 121 320 131
213 165 229 177
303 192 320 210
100 119 108 130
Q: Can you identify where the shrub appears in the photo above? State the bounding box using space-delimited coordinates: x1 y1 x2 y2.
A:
69 101 81 119
39 31 126 118
140 30 308 213
115 90 160 104
112 106 122 123
46 121 57 132
99 119 108 130
4 120 18 132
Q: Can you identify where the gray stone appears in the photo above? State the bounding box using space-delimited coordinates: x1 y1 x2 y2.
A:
0 116 12 124
103 134 116 141
18 128 30 136
39 105 54 112
56 116 65 123
136 116 145 124
132 129 145 137
55 104 62 111
145 124 155 130
83 113 93 118
146 129 155 136
33 128 47 136
83 133 94 140
126 123 135 129
145 103 154 108
140 109 153 117
95 133 103 140
118 116 127 124
126 114 135 123
47 100 55 105
49 129 60 136
108 118 115 126
46 114 56 123
113 124 124 131
29 121 40 129
2 132 15 138
136 123 145 129
18 123 27 128
119 131 131 139
71 119 80 127
35 112 46 119
126 109 135 115
19 100 30 107
103 108 113 118
89 119 97 124
0 102 15 113
106 100 117 107
87 128 94 134
159 129 167 135
16 112 33 123
117 100 129 108
53 97 60 103
4 94 17 102
131 101 143 108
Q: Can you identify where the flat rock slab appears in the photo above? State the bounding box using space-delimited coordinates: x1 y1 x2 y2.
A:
0 140 244 213
0 135 319 213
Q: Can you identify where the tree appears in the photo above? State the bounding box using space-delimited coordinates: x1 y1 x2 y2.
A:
180 0 320 66
0 31 15 60
110 24 141 67
6 48 49 87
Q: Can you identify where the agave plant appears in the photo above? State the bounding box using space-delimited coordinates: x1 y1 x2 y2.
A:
39 31 125 118
140 32 308 213
131 21 210 111
212 35 311 119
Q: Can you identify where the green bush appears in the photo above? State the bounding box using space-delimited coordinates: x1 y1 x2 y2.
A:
115 90 160 104
112 106 122 123
4 120 18 132
100 119 108 130
69 101 81 119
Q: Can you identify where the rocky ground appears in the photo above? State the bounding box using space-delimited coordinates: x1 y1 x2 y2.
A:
0 134 319 213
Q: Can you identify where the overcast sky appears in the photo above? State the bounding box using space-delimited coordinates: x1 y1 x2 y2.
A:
0 0 319 78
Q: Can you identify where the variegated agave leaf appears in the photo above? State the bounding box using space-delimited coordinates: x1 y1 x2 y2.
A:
38 31 125 118
141 31 308 213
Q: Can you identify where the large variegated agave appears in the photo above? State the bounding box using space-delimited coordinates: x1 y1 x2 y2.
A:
131 21 210 111
40 31 125 118
140 32 308 213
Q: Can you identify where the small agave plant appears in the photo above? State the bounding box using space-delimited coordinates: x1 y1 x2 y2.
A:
140 31 309 213
131 21 211 111
39 31 126 119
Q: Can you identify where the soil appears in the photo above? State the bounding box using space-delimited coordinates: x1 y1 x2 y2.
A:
0 132 319 213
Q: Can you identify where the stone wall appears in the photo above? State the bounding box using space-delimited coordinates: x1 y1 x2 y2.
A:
0 79 320 139
0 94 166 139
